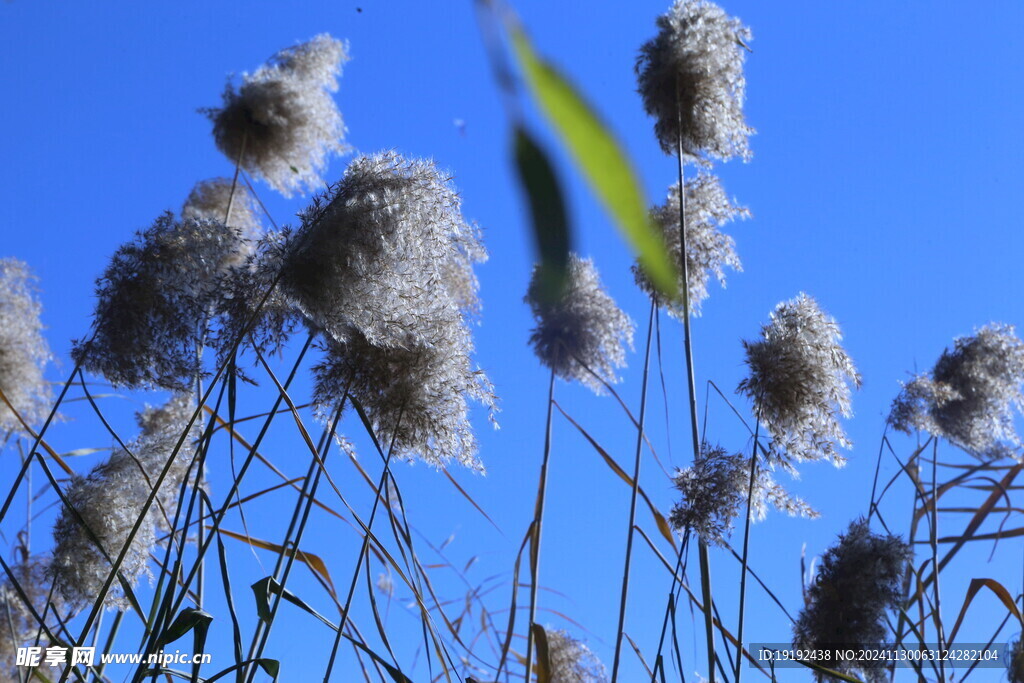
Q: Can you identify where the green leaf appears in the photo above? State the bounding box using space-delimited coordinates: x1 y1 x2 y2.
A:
158 607 213 647
514 125 570 302
258 659 280 681
510 27 677 297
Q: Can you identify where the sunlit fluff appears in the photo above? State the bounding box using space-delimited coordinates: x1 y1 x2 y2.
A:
793 518 911 683
50 395 199 610
0 259 52 433
182 178 263 243
526 255 634 393
670 444 817 547
72 213 249 391
209 34 350 196
281 151 487 349
634 174 747 317
292 152 495 469
543 627 608 683
636 0 753 162
312 327 496 471
889 323 1024 461
738 294 861 471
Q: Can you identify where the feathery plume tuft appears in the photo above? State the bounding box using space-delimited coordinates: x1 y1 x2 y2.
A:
182 178 263 241
889 323 1024 461
0 258 52 433
738 294 861 471
281 151 487 348
290 151 494 469
634 174 748 317
526 254 634 393
670 443 817 547
50 395 200 610
636 0 753 162
72 213 249 390
542 627 609 683
793 518 911 683
208 34 350 196
312 328 496 471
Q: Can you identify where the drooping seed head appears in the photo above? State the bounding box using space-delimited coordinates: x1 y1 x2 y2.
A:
72 213 249 391
182 178 263 243
526 254 634 393
634 174 748 317
738 293 861 471
281 151 486 350
670 443 817 547
49 395 199 611
0 259 52 434
542 627 609 683
208 34 350 196
636 0 753 162
889 323 1024 461
793 518 912 683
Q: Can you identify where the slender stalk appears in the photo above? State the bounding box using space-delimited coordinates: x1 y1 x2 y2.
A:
244 401 347 683
675 78 717 683
323 404 407 682
524 368 556 683
734 412 762 683
929 440 946 682
610 300 656 682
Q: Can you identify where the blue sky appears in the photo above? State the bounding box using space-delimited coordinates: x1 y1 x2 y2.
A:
2 1 1023 680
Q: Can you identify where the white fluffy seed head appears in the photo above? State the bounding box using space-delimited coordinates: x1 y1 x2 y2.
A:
526 255 634 394
290 151 494 469
312 326 496 471
889 323 1024 461
542 627 609 683
182 178 263 244
670 444 817 547
49 395 199 611
636 0 753 162
0 259 52 433
634 174 748 317
281 151 487 349
738 294 861 471
72 213 249 391
793 519 912 683
209 34 350 197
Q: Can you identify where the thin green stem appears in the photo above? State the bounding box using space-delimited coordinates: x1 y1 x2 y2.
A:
610 300 656 682
734 412 762 683
675 78 716 682
524 368 556 683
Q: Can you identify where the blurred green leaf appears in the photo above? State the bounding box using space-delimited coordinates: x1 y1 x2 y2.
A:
514 125 570 302
510 27 677 297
